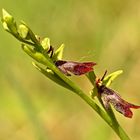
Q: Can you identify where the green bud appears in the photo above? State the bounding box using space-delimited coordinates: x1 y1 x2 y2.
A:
2 9 18 34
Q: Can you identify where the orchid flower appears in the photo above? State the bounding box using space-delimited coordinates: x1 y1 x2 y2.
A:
55 60 96 76
96 76 140 118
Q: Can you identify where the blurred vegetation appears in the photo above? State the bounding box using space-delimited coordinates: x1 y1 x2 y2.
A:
0 0 140 140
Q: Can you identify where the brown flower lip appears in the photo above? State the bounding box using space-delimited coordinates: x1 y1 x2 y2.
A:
96 79 140 118
55 60 96 76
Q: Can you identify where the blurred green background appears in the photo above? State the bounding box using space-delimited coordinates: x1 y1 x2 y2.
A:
0 0 140 140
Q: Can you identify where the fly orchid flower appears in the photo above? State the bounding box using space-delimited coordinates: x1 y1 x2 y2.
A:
55 60 96 76
45 46 96 76
96 74 140 118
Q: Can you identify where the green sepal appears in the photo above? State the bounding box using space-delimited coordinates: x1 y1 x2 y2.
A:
41 37 50 50
102 70 123 87
52 44 64 61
